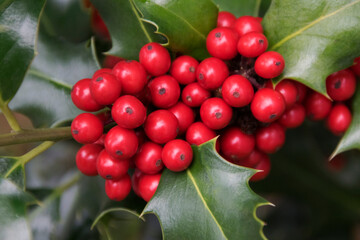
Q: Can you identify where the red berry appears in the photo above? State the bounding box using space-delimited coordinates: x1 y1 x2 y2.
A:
102 55 123 69
237 32 268 58
90 72 121 105
234 16 263 37
196 57 229 90
206 27 238 60
250 88 286 123
138 173 162 202
275 80 298 109
250 152 271 182
134 142 164 174
181 82 211 107
326 69 356 101
255 51 285 79
221 75 254 107
351 57 360 76
105 175 132 201
139 42 171 76
148 75 180 108
305 91 332 121
200 97 233 130
112 95 147 129
237 150 261 168
71 78 103 112
105 126 138 160
185 122 219 151
256 123 286 154
144 110 179 144
294 81 308 103
162 139 193 172
278 103 306 128
170 55 199 85
168 102 195 135
71 113 103 144
217 11 236 28
76 144 103 176
131 169 143 196
112 60 148 94
97 149 130 180
93 68 112 78
220 127 255 162
327 104 352 136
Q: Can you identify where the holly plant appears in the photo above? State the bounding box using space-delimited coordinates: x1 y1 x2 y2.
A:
1 0 360 239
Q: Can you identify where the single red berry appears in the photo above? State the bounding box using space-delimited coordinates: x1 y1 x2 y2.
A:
351 57 360 76
220 127 255 162
162 139 193 172
170 55 199 85
185 122 220 152
278 103 306 128
237 32 268 58
144 110 179 144
275 80 298 109
256 123 286 154
168 102 195 135
250 88 286 123
255 51 285 79
134 142 164 174
76 144 103 176
105 175 132 201
97 149 130 180
131 169 143 196
234 16 263 37
200 97 233 130
222 75 254 107
206 27 238 60
148 75 180 108
294 81 308 103
90 72 121 105
71 113 103 144
326 69 356 101
139 42 171 76
305 91 332 121
181 82 211 107
196 57 229 90
138 173 162 202
112 95 147 129
327 104 352 136
112 60 148 94
250 152 271 182
71 78 103 112
93 68 112 78
217 11 236 28
105 126 138 160
237 149 262 168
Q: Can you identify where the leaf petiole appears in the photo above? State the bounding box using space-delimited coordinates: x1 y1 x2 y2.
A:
0 100 22 132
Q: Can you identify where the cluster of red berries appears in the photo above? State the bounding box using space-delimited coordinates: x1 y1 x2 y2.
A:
70 10 359 202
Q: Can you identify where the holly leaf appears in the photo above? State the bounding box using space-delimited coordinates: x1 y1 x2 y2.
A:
0 0 46 103
0 177 37 240
331 87 360 158
9 30 99 128
133 0 218 60
90 0 166 60
263 0 360 95
212 0 260 17
0 156 24 189
142 139 270 239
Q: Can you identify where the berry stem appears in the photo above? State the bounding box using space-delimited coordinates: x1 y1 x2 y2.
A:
0 127 72 146
0 101 22 132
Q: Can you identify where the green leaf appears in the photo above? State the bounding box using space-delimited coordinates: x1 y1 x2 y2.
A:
142 139 269 240
133 0 218 60
212 0 261 17
9 31 99 128
331 87 360 158
90 0 166 60
263 0 360 95
0 0 46 102
0 177 37 240
0 156 25 189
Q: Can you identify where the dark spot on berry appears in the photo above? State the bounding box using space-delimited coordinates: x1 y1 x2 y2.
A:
233 91 240 98
269 114 277 119
126 107 133 114
116 150 123 156
106 175 112 179
125 60 132 63
275 61 281 66
186 96 192 102
147 45 153 50
334 81 341 89
215 32 221 38
96 77 103 82
180 154 185 160
199 73 204 80
155 159 162 167
72 129 79 135
215 112 222 119
259 39 264 44
159 88 166 95
189 66 195 73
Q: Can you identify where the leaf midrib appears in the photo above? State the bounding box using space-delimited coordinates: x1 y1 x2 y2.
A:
28 68 72 90
270 0 360 50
